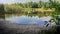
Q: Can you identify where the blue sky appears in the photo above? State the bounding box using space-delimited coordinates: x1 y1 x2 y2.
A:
0 0 59 4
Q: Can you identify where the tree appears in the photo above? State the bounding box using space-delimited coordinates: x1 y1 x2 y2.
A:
44 2 50 8
31 2 38 8
49 0 60 12
38 1 42 8
0 4 5 19
0 4 4 11
19 3 24 8
0 4 5 14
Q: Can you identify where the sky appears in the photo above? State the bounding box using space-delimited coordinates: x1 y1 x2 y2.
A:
0 0 49 4
0 0 59 4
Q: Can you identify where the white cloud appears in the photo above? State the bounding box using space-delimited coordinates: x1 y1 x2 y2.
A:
0 0 16 4
0 0 41 4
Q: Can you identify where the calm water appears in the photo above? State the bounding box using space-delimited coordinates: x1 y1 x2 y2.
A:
5 15 53 26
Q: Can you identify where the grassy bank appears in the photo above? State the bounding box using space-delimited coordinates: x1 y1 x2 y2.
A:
0 20 57 34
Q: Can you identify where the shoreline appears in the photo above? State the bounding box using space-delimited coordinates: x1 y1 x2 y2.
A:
0 19 56 34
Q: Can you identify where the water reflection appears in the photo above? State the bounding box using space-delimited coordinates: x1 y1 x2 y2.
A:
5 15 53 26
0 14 5 19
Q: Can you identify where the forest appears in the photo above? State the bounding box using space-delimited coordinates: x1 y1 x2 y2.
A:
0 0 60 12
3 0 60 14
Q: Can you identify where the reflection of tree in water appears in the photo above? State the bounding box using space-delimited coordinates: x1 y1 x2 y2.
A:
0 14 5 19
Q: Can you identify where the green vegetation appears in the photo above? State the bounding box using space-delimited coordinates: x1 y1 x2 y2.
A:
0 0 60 24
4 0 60 14
0 4 5 14
0 0 60 34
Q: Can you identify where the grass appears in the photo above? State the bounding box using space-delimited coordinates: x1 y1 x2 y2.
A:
0 20 57 34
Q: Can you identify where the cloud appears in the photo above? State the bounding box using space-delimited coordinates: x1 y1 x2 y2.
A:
0 0 41 4
0 0 16 4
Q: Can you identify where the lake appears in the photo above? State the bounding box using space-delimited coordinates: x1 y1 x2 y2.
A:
5 15 53 26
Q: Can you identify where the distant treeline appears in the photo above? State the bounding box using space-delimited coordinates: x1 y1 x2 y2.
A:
0 0 60 14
